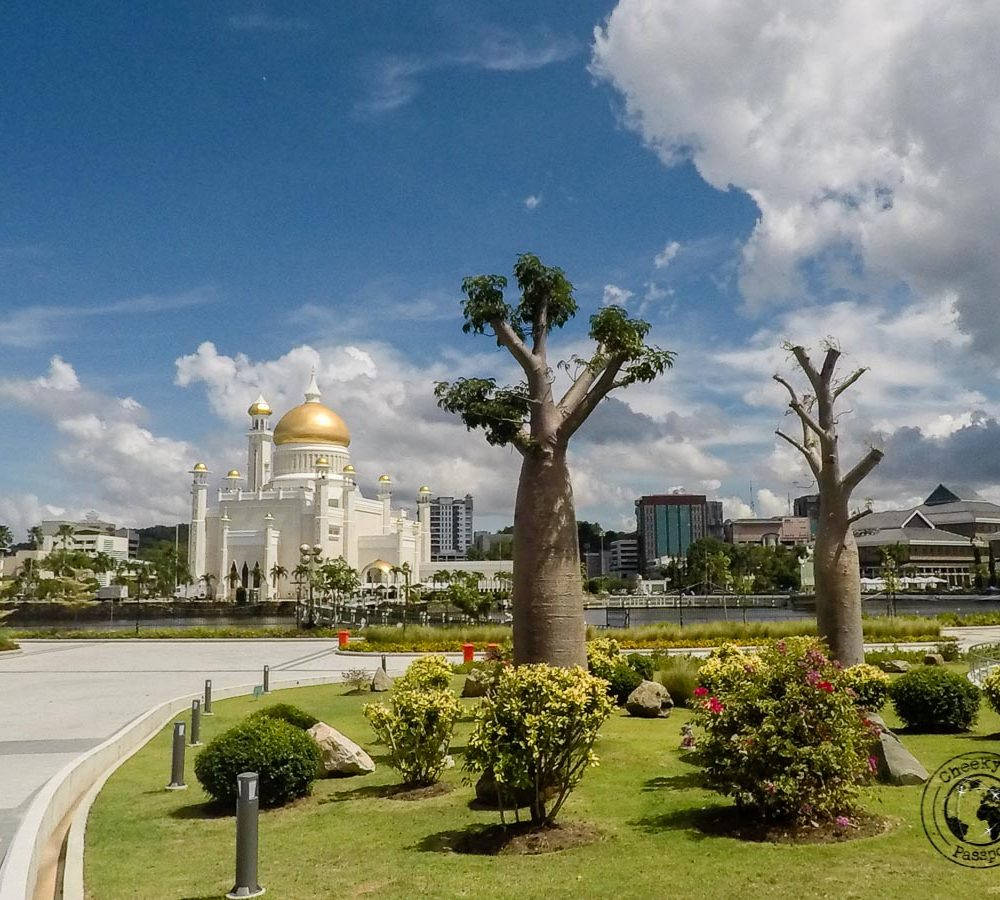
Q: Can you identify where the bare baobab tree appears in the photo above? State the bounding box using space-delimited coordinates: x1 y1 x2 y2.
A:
773 341 883 665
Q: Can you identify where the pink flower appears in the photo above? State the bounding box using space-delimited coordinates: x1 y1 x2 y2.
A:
776 641 787 654
817 680 834 693
835 816 851 828
708 696 724 714
868 755 879 773
805 670 821 686
693 686 708 698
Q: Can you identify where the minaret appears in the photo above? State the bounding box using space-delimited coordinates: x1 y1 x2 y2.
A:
377 474 392 531
417 485 432 566
188 462 209 580
341 464 358 569
314 456 331 551
246 394 273 491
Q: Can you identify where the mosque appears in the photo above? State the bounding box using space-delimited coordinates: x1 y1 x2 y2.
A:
187 373 431 600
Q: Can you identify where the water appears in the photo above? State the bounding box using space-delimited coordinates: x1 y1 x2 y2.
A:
12 615 298 632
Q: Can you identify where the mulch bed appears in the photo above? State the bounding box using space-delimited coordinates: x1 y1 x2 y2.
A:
452 821 602 855
696 808 895 844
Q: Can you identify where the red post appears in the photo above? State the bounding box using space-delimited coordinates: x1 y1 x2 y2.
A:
485 642 500 660
338 630 350 649
462 642 475 664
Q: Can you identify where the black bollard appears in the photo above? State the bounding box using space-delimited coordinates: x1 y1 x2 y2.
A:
381 654 387 673
190 699 202 746
263 665 270 693
204 678 213 715
226 772 264 899
166 721 187 790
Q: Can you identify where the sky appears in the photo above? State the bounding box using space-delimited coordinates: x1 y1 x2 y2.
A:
3 1 1000 539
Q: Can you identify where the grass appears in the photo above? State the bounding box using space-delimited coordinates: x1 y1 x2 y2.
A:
85 669 998 899
0 628 18 651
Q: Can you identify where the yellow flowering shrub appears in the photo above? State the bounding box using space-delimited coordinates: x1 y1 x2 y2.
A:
697 643 761 695
842 663 890 710
395 654 453 692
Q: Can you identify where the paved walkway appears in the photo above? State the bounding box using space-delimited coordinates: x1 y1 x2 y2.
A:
0 639 405 870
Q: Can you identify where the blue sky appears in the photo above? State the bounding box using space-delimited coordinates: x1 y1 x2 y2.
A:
3 1 999 536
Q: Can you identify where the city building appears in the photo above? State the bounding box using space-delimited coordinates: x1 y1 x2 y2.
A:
724 516 811 547
793 493 821 537
608 538 639 577
187 373 431 600
635 493 720 574
583 550 610 578
429 494 474 561
705 500 725 540
471 529 512 558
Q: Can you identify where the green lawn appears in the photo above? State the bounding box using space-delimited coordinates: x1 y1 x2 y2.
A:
85 675 1000 899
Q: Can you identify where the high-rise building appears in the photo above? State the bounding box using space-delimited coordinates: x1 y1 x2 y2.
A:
635 493 718 574
430 494 474 560
793 493 821 536
608 539 639 577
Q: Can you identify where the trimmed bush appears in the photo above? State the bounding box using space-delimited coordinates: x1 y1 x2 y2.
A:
587 638 648 703
842 663 890 711
247 703 319 731
625 652 654 681
465 664 613 825
889 667 980 732
364 687 460 786
982 667 1000 716
194 717 322 807
653 655 701 707
697 643 761 696
396 655 453 692
694 638 873 823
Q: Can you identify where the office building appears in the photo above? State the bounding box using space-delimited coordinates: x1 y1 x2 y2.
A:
725 516 811 547
636 493 718 574
608 539 639 577
793 493 821 536
430 494 474 561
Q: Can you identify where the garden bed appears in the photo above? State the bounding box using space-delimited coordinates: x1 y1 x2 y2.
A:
84 672 996 898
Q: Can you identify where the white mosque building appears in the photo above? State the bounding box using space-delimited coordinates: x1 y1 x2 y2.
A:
187 373 431 600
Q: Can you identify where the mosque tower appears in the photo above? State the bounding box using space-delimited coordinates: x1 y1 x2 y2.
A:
246 394 273 490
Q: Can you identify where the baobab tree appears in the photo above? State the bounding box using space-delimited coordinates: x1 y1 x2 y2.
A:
435 253 674 666
773 342 883 665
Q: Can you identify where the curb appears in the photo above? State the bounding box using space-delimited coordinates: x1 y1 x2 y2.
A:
0 674 344 900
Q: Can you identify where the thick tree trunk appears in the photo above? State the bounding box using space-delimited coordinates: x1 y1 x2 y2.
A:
814 494 865 666
511 448 586 667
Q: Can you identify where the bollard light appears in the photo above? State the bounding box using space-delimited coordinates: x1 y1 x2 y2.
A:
381 654 387 673
263 665 270 693
226 772 264 899
166 721 187 790
190 699 202 746
204 678 214 715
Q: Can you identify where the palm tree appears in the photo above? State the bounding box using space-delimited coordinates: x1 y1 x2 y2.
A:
225 567 240 603
0 524 12 555
56 523 75 551
28 525 43 549
431 569 452 591
269 563 288 598
200 572 217 601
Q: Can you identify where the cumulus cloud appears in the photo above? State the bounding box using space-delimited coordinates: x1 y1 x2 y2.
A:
602 284 634 307
592 1 1000 349
653 240 680 269
524 195 542 210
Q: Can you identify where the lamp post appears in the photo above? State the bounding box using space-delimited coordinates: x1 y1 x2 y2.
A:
299 543 323 628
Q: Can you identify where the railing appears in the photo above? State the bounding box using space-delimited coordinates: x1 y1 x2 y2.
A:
584 594 790 610
967 642 1000 686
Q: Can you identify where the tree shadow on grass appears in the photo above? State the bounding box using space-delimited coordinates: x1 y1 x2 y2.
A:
641 773 705 792
318 783 402 804
168 800 232 820
953 730 1000 742
630 805 731 839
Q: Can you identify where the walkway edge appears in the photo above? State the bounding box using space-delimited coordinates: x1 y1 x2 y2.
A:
0 674 344 900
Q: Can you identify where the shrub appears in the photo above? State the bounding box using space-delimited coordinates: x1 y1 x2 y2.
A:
465 664 613 825
842 663 890 711
247 703 319 731
625 652 654 680
694 638 873 823
396 655 453 692
194 717 321 807
697 643 761 696
342 668 372 693
587 638 648 703
889 667 980 732
982 668 1000 716
364 688 460 786
653 655 701 707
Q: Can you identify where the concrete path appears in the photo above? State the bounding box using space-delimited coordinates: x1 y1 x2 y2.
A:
942 626 1000 650
0 639 404 871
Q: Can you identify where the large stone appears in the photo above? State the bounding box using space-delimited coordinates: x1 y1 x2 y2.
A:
625 680 673 718
923 653 945 667
873 729 929 785
307 722 375 776
462 669 489 698
879 659 911 674
371 668 393 692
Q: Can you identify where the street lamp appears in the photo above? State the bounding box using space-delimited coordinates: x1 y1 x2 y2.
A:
299 543 323 627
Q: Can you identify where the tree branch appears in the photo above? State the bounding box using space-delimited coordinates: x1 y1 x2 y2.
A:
490 317 539 378
773 374 825 439
775 429 820 478
842 447 884 495
832 367 868 401
557 355 626 442
848 507 873 525
789 345 822 393
557 347 607 415
819 346 841 383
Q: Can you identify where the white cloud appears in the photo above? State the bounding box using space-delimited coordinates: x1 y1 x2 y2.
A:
720 495 753 520
653 240 680 268
602 284 634 307
524 195 542 210
592 2 1000 349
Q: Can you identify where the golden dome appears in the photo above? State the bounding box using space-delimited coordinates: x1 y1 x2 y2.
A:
273 402 351 446
369 559 392 572
316 456 329 467
342 464 356 474
418 485 431 493
193 462 207 472
378 474 391 483
247 394 272 417
226 469 240 478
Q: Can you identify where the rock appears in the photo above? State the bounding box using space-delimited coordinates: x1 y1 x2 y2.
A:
371 668 393 692
923 653 945 666
865 712 888 733
461 669 489 698
625 680 673 718
474 770 557 809
873 729 929 785
307 722 375 776
879 659 911 674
